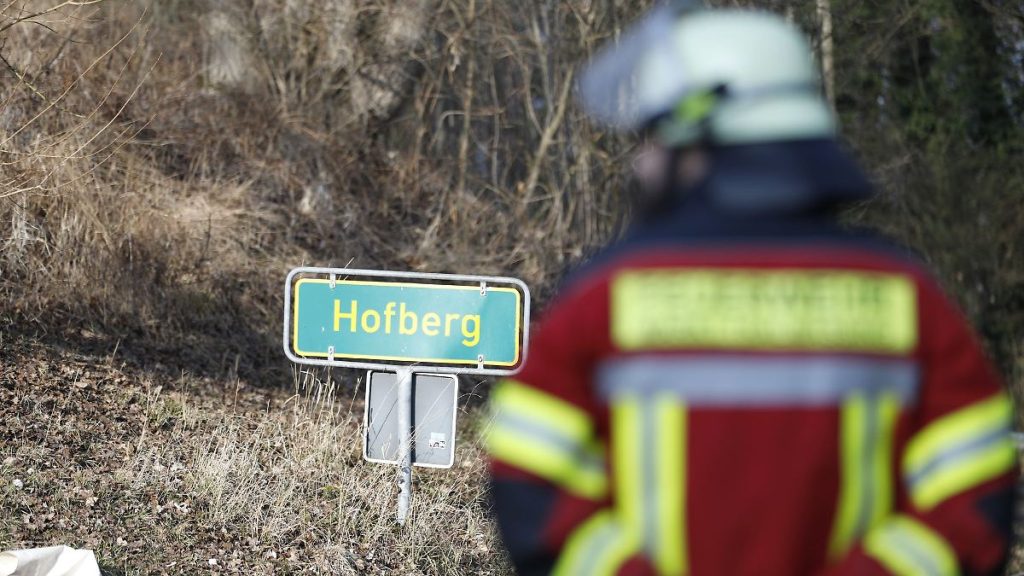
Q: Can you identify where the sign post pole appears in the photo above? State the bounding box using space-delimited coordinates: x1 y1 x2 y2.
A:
395 367 414 525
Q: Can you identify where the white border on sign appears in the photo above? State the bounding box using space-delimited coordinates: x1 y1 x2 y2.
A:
362 371 459 469
282 266 531 376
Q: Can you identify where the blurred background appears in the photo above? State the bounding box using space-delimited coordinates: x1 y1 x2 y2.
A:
1 1 1022 572
2 0 1022 386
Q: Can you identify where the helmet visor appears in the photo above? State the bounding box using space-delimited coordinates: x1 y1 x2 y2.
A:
578 0 703 131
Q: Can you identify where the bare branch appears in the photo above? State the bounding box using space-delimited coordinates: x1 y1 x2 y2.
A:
0 50 85 118
0 0 104 35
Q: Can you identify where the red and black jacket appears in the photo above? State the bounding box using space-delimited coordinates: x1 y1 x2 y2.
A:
487 141 1017 576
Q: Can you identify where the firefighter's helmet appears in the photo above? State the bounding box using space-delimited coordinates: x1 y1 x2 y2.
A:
579 2 834 147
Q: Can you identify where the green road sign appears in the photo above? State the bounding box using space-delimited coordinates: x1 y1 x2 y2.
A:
284 268 530 374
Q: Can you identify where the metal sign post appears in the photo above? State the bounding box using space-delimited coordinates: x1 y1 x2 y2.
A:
395 367 413 524
365 370 460 524
282 267 530 525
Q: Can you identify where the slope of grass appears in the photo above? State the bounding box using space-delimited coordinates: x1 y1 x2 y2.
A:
0 338 509 574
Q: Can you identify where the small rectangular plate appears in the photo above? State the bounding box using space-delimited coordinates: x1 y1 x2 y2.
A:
364 371 458 468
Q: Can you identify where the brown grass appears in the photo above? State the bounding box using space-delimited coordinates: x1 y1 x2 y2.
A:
0 1 626 571
1 339 509 574
0 0 642 379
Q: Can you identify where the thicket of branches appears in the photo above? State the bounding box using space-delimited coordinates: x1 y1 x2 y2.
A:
1 0 1022 388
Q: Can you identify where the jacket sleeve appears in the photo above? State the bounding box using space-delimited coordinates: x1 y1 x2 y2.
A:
486 278 657 576
825 281 1018 576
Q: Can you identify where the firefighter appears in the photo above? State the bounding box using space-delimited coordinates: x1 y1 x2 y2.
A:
486 3 1018 575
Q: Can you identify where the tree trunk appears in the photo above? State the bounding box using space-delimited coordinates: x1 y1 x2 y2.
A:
816 0 835 111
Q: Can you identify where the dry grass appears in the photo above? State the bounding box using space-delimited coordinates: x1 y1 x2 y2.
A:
0 1 620 571
0 338 509 574
0 0 641 379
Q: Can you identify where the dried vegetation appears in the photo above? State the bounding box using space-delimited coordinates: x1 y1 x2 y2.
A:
0 0 638 379
0 1 634 571
0 339 507 573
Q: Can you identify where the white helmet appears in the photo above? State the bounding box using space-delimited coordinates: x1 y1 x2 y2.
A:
579 2 835 147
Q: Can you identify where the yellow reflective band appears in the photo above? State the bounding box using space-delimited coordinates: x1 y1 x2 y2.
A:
910 436 1016 510
487 380 608 499
612 397 645 540
611 269 917 353
872 394 899 524
487 426 608 499
905 394 1012 473
829 393 898 559
830 394 865 558
553 510 637 576
612 395 688 575
653 397 687 575
863 516 958 576
491 380 593 442
904 393 1016 510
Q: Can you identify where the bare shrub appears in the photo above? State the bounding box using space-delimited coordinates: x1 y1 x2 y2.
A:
0 0 644 377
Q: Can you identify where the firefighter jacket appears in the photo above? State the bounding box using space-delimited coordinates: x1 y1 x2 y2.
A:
486 141 1018 576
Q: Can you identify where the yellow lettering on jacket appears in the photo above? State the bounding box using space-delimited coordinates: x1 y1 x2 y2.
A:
611 269 917 353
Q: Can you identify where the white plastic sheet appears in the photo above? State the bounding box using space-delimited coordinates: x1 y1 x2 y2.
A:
0 547 99 576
